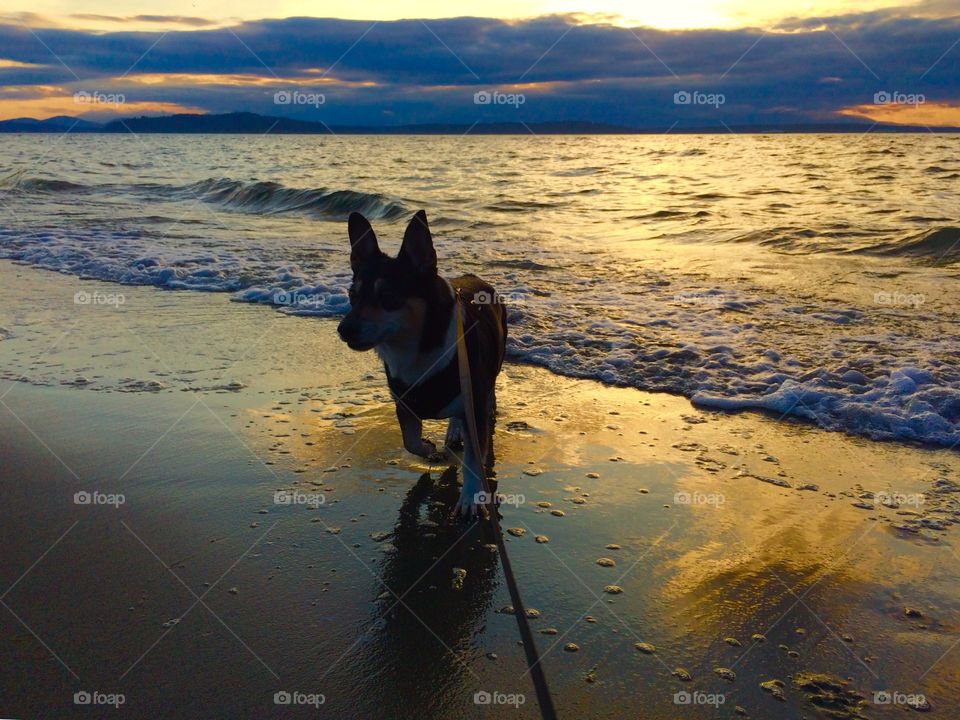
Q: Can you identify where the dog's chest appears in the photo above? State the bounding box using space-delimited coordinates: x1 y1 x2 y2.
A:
378 313 462 419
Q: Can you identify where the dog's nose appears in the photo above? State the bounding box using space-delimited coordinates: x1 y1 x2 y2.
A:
336 316 355 340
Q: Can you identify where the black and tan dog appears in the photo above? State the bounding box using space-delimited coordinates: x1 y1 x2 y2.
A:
337 210 507 517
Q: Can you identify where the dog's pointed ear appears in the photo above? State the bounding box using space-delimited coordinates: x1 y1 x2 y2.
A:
399 210 436 275
348 212 379 271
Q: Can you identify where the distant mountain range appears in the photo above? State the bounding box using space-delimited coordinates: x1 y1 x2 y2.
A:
0 115 105 132
0 111 957 134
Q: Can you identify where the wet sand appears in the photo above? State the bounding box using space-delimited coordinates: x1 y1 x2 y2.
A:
1 260 958 719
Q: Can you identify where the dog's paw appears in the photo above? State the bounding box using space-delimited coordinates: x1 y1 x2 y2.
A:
412 438 438 459
452 488 491 520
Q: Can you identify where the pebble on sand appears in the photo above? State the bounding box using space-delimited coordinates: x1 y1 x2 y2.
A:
672 668 692 682
550 510 566 517
507 528 526 537
605 543 621 550
523 468 544 476
596 558 616 567
228 587 239 595
751 633 766 643
714 667 736 682
540 628 559 635
585 472 600 479
634 642 656 654
536 501 552 508
563 643 579 652
603 585 623 594
760 679 786 701
525 608 540 618
451 568 467 591
904 607 923 618
535 535 550 543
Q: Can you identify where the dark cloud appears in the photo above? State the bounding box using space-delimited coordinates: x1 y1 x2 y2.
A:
0 7 957 126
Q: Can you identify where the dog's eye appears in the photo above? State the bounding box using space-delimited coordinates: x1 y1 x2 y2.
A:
377 287 404 309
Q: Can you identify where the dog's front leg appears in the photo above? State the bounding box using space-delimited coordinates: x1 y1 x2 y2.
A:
454 431 486 518
396 403 438 458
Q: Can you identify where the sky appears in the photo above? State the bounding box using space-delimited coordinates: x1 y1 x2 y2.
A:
0 0 958 128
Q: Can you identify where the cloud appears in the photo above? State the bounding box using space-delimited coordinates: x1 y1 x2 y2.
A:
69 14 220 27
0 6 956 126
839 100 960 126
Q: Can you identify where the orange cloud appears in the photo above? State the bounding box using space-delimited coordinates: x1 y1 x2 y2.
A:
0 59 50 69
838 100 960 128
122 72 377 88
0 92 204 120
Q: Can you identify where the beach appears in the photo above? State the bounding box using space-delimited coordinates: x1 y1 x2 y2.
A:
1 260 958 718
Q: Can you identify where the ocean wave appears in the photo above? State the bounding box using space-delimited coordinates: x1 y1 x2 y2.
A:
0 173 91 193
0 173 410 221
166 178 409 221
857 227 960 263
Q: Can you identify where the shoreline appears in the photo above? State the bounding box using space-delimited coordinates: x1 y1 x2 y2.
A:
1 260 959 718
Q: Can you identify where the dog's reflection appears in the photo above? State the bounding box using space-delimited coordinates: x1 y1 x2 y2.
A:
356 437 505 716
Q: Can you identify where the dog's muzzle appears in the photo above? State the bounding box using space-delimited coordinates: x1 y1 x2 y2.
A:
337 315 375 351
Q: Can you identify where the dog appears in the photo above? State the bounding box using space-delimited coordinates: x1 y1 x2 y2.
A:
337 210 507 517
